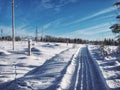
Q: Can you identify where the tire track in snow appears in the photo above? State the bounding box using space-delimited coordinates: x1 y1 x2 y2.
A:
85 48 95 90
80 54 84 90
84 54 89 90
77 47 92 90
58 45 109 90
84 46 108 90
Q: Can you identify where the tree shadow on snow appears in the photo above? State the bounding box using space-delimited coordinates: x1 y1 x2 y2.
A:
0 48 71 90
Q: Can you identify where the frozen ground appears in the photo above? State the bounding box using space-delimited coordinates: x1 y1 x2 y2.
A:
58 45 108 90
0 41 74 82
0 41 120 90
89 45 120 90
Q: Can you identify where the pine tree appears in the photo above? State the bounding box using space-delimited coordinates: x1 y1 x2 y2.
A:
110 2 120 42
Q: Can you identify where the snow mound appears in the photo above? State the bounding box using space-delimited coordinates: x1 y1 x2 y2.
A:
115 46 120 54
23 47 41 55
53 43 59 46
57 48 80 90
0 49 10 55
42 43 59 48
7 79 31 90
88 45 120 90
31 47 40 52
0 61 8 65
9 50 26 54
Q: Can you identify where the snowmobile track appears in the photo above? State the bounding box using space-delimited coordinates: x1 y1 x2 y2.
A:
71 46 109 90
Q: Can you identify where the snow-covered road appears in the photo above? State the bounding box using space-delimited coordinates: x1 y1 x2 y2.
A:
74 46 108 90
58 45 108 90
0 42 115 90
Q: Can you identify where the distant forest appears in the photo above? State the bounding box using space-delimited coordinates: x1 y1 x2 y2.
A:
0 35 119 46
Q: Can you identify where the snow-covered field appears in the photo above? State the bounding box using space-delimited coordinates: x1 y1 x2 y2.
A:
89 45 120 90
0 41 80 89
0 41 120 90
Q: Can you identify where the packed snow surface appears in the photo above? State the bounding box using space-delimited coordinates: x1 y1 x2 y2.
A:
0 41 120 90
89 45 120 90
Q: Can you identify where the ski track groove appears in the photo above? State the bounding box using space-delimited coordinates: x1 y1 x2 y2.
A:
74 53 81 90
0 45 110 90
84 54 89 90
85 48 95 90
68 46 108 90
81 54 84 90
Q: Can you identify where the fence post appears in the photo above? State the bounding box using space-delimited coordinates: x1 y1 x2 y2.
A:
28 39 31 56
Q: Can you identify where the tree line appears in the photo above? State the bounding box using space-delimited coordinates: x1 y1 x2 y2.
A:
0 36 21 41
0 35 118 45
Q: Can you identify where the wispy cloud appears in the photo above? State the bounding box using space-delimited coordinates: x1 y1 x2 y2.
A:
0 26 12 36
42 18 63 30
41 0 78 11
72 23 110 35
0 25 34 37
61 22 114 39
0 18 63 37
65 6 116 26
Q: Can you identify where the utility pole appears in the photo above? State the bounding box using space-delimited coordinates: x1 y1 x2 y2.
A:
41 27 44 42
35 26 38 43
28 39 31 56
1 29 3 38
12 0 15 50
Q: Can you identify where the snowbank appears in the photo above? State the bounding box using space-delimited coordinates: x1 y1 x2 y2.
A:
57 47 81 90
88 45 120 90
0 49 10 55
0 41 75 86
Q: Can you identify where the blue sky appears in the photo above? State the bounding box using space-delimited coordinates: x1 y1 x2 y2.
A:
0 0 118 40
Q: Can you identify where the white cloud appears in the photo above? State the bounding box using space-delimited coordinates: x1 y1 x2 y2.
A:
61 22 115 39
41 0 78 11
41 0 53 9
65 6 116 26
0 18 63 38
0 26 12 36
0 25 34 37
72 23 110 34
42 18 63 30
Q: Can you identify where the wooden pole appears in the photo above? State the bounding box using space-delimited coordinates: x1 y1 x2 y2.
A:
1 29 3 38
28 39 31 56
41 27 43 42
36 26 38 43
12 0 15 50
